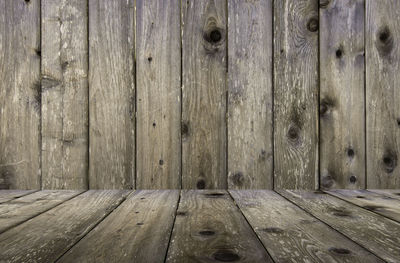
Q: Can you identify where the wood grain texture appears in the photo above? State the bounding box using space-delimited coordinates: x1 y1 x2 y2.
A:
274 0 319 189
0 190 37 203
89 0 135 189
0 190 130 263
136 0 181 189
327 189 400 222
41 0 88 189
166 190 273 262
0 0 40 189
0 190 82 234
230 190 383 262
366 0 400 188
369 189 400 200
279 190 400 262
59 190 179 262
227 0 273 189
182 0 227 189
319 0 365 190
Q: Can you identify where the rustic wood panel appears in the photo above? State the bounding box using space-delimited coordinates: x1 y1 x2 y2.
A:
136 0 181 189
59 190 179 262
227 0 273 189
366 0 400 188
369 189 400 200
319 0 365 190
279 190 400 262
0 190 82 234
0 190 130 263
166 190 272 262
89 0 135 189
181 0 227 189
230 190 383 262
0 0 40 189
0 190 37 204
274 0 319 189
41 0 88 189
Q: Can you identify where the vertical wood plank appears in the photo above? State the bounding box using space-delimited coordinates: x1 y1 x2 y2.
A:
182 0 227 189
0 0 41 189
227 0 273 189
136 0 181 189
274 0 319 189
41 0 88 189
319 0 365 189
89 0 135 189
366 0 400 188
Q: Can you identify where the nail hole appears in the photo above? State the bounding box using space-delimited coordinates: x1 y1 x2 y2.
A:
307 18 318 32
136 222 144 226
349 175 357 184
152 122 156 127
148 57 152 62
209 30 222 43
197 179 205 189
159 159 164 165
336 48 343 58
347 148 355 158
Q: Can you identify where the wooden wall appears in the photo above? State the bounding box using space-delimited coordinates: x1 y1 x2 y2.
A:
0 0 399 190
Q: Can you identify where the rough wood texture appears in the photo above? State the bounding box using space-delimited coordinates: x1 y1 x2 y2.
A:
319 0 365 190
0 190 82 234
366 0 400 188
166 190 273 262
369 189 400 200
274 0 319 189
0 0 40 189
0 190 129 263
41 0 88 189
327 189 400 222
227 0 273 189
230 190 383 262
59 190 179 262
182 0 227 189
279 190 400 262
0 190 37 203
89 0 135 189
136 0 181 189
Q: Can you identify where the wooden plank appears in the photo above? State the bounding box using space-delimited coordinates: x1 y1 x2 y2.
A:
319 0 365 189
136 0 181 189
89 0 135 189
278 190 400 262
326 189 400 223
369 189 400 200
366 0 400 188
166 190 272 262
274 0 319 189
0 0 40 189
58 190 179 262
0 190 37 204
227 0 273 189
41 0 89 189
230 190 383 262
182 0 227 189
0 190 130 263
0 190 82 234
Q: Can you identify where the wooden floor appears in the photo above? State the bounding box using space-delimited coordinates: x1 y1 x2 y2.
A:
1 190 400 262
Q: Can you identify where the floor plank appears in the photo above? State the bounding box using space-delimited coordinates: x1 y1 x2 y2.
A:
326 189 400 223
0 190 83 234
368 189 400 200
278 190 400 262
230 190 383 262
58 190 179 263
0 190 130 263
166 190 272 262
0 190 37 204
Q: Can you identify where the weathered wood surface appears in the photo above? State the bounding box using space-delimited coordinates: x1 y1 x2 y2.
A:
59 190 179 262
230 190 383 262
0 190 129 263
279 190 400 262
369 189 400 200
166 190 272 262
89 0 135 189
319 0 365 190
274 0 319 189
366 0 400 188
41 0 88 189
181 0 227 189
227 0 273 189
0 190 82 234
0 190 37 203
0 0 41 189
136 0 181 189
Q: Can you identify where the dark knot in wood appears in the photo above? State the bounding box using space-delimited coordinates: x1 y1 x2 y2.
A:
307 18 318 32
